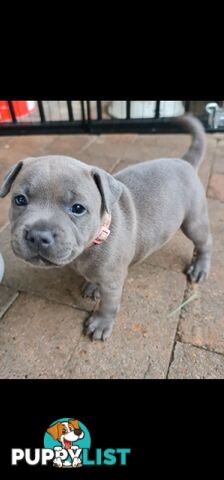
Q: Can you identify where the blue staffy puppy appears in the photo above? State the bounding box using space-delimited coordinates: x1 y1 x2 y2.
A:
0 115 212 340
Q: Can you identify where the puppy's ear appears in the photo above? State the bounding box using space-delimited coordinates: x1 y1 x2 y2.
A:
92 167 123 213
0 161 23 198
68 419 80 430
47 423 59 440
68 419 83 436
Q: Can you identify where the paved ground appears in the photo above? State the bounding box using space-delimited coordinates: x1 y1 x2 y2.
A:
0 132 223 379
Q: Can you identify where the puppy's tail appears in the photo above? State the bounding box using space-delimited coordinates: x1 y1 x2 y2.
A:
173 114 206 170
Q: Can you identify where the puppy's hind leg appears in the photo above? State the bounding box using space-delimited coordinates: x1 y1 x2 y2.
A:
181 202 212 283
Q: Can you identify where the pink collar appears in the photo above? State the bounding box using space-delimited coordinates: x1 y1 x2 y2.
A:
91 212 111 246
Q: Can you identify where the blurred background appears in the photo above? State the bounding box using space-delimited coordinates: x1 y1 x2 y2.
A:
0 100 224 135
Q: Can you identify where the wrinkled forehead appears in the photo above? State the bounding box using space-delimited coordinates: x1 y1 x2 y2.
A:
12 156 95 200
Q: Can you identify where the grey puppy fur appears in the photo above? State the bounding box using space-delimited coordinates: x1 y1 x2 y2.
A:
0 115 212 341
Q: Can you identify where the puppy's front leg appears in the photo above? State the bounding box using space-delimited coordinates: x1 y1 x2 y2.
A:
85 273 126 341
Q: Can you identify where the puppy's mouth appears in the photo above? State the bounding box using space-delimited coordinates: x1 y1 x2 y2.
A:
63 439 72 449
29 250 79 267
28 255 59 267
11 240 78 267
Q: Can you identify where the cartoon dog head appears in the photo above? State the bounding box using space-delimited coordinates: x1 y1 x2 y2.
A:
47 419 84 449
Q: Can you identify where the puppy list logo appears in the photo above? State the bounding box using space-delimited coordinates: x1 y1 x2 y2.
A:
44 418 90 468
11 418 131 468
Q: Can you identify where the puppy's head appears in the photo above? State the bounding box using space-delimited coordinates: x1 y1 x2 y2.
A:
47 419 84 448
0 155 123 267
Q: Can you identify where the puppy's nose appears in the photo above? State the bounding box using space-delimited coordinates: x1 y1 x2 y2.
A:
25 229 54 248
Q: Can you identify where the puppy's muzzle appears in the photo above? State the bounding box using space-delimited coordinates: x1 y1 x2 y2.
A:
25 227 55 251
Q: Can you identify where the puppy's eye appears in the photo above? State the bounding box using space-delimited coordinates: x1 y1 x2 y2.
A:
14 195 28 206
71 203 86 215
62 429 67 434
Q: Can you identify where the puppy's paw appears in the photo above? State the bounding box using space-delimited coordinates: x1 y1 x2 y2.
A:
186 259 209 283
85 314 113 341
73 458 82 468
53 458 63 468
81 282 101 301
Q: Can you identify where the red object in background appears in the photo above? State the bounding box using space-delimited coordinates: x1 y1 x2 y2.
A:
0 101 36 122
